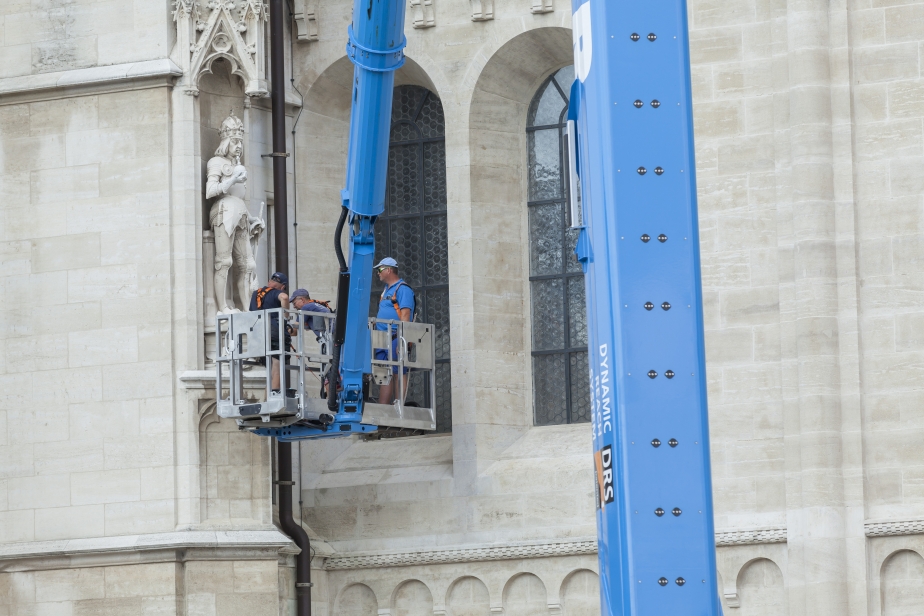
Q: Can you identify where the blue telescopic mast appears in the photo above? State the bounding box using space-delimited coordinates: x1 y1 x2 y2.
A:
567 0 722 613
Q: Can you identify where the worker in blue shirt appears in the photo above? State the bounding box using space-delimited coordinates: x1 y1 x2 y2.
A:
290 288 332 338
374 257 415 405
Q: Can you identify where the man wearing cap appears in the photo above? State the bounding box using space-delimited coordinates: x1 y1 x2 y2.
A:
290 288 332 338
374 257 415 404
250 272 289 391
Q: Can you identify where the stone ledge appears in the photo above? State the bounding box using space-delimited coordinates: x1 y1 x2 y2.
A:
324 528 792 570
323 538 598 570
715 527 787 546
0 529 294 571
0 59 183 106
865 519 924 537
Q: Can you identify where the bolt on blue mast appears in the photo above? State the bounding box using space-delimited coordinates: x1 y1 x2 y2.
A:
568 0 722 613
336 0 407 416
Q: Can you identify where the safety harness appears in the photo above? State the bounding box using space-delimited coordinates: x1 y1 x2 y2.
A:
254 286 274 309
381 281 416 322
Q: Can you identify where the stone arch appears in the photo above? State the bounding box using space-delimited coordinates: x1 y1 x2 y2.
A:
737 558 785 616
198 398 269 525
881 549 924 615
391 579 434 616
560 569 599 616
464 26 574 427
294 54 445 301
446 575 491 616
503 572 548 616
336 583 379 616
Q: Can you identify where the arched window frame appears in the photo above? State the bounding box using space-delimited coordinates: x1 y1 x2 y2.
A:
372 85 453 433
525 66 590 426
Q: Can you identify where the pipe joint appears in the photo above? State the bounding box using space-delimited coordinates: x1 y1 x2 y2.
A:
346 25 406 73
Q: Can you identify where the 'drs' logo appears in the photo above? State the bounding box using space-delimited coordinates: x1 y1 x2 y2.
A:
594 445 615 509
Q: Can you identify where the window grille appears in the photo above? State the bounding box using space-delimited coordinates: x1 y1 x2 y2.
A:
372 85 452 432
526 66 590 426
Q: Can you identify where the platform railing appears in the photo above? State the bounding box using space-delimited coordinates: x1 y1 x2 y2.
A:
214 309 436 433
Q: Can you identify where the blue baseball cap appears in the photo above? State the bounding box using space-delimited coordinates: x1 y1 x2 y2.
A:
291 288 309 299
270 272 288 285
374 257 398 269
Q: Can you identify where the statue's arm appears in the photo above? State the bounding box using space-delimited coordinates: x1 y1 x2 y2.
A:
205 157 237 199
206 173 228 199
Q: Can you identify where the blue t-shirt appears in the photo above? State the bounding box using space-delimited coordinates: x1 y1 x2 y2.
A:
375 279 415 331
300 301 332 336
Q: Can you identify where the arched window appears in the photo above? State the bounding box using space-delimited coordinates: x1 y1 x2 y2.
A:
372 85 452 432
526 66 590 426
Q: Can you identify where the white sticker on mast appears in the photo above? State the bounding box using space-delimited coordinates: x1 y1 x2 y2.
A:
572 1 593 82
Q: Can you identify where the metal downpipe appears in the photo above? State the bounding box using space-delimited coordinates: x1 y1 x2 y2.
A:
269 0 311 613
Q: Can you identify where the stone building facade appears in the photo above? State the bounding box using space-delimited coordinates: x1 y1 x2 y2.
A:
1 0 924 614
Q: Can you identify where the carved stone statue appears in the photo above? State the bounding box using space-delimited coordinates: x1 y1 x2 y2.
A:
207 112 265 313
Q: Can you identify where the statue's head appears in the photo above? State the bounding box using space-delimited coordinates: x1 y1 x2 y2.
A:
215 112 245 160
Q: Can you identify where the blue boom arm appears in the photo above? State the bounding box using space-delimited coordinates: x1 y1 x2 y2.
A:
257 0 408 442
337 0 407 418
569 0 722 613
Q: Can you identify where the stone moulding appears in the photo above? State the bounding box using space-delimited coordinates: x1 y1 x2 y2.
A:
0 59 183 106
865 519 924 537
714 527 787 547
0 530 294 572
324 529 789 570
324 539 598 570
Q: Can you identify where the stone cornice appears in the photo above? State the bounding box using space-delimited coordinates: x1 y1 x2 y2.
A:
714 527 787 546
0 529 294 572
0 59 183 106
323 528 790 570
324 539 598 570
865 519 924 537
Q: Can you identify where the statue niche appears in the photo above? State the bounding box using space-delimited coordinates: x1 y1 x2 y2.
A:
207 112 265 313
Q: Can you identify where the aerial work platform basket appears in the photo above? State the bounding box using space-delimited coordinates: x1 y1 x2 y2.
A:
214 308 437 438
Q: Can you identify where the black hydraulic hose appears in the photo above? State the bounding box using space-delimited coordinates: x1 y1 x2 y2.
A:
328 206 350 412
334 206 348 271
277 442 312 616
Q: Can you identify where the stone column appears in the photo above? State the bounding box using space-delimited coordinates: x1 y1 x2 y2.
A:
203 229 218 366
780 0 864 612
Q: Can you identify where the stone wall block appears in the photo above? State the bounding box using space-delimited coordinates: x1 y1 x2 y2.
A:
853 43 920 84
0 105 31 139
705 327 755 364
0 44 31 79
70 469 140 506
8 473 69 510
34 503 104 540
690 29 744 64
34 568 104 603
848 8 885 46
717 137 776 174
3 133 68 175
33 438 102 475
887 80 924 118
232 561 278 593
104 563 175 598
891 235 924 274
884 4 924 43
101 360 171 402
